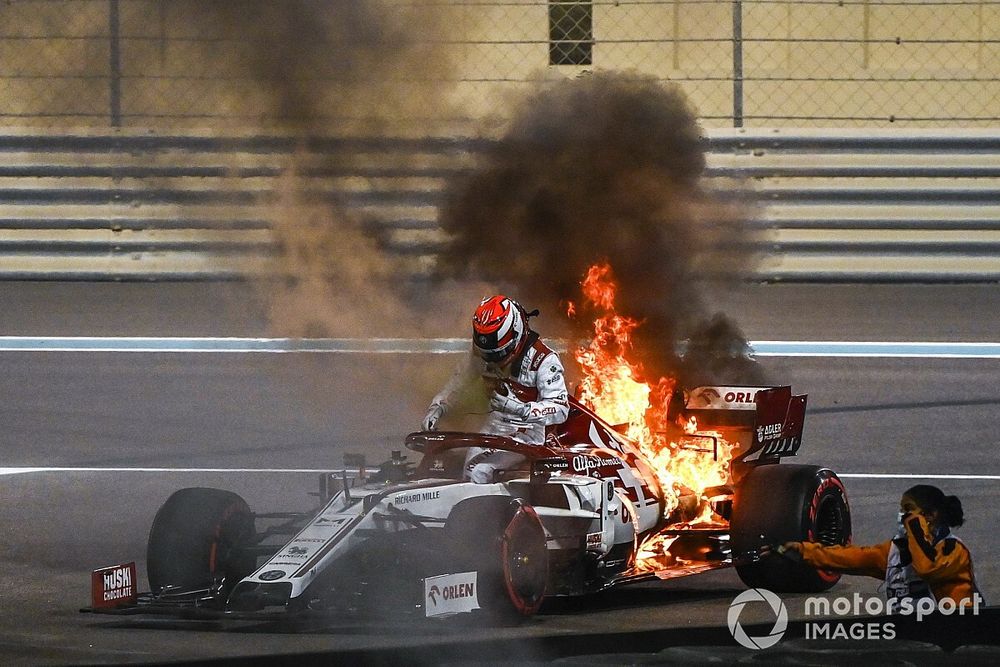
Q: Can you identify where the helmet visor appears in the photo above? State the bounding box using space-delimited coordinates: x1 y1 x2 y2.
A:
473 329 519 364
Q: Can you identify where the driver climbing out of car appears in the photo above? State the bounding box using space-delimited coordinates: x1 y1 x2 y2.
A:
421 295 569 483
769 485 983 607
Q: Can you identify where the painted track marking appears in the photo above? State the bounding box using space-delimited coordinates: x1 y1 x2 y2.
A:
0 336 469 353
838 473 1000 480
0 467 353 476
751 341 1000 358
1 467 996 480
0 337 999 357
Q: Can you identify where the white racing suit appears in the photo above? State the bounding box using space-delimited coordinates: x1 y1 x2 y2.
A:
426 333 569 483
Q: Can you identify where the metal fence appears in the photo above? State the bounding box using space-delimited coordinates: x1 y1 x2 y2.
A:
0 0 997 129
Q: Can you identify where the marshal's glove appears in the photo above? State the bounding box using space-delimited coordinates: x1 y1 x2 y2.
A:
422 403 444 431
489 391 531 419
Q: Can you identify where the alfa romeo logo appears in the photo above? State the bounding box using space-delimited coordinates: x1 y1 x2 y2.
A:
727 588 788 650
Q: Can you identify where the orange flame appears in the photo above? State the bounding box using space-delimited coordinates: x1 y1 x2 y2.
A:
570 261 734 525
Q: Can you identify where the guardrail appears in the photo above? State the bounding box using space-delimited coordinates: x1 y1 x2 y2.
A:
0 128 997 282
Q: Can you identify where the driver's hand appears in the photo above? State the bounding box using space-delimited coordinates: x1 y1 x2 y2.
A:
422 404 444 431
489 391 530 419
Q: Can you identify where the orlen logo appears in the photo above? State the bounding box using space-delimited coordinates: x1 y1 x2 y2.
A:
424 571 480 618
427 581 475 606
725 390 758 404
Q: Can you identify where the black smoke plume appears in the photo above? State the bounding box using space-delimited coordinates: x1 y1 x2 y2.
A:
145 1 460 337
437 72 763 386
128 3 473 424
166 1 453 134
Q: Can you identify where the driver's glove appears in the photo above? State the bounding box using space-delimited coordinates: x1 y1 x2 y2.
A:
422 403 444 431
489 391 531 419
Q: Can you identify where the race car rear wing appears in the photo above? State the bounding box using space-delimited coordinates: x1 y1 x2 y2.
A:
685 385 806 461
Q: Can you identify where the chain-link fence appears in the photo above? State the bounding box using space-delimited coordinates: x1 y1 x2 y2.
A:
0 0 997 129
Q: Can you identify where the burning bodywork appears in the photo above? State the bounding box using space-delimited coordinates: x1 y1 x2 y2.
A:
86 382 850 620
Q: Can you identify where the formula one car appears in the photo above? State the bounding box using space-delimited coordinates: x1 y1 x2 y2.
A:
87 385 851 620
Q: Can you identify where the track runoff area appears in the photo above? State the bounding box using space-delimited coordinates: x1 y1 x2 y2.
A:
1 335 997 480
0 336 1000 481
0 336 999 357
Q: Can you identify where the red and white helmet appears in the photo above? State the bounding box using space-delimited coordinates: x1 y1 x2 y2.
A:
472 295 528 365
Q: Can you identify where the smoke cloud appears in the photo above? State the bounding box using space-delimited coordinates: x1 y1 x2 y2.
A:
127 1 479 425
183 1 455 134
437 72 764 387
150 1 462 337
152 4 763 388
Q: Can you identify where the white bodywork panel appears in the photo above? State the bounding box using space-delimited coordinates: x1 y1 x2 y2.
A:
240 474 626 602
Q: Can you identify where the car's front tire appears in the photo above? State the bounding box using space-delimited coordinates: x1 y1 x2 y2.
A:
146 487 256 595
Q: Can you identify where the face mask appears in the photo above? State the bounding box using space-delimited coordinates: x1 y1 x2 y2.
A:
895 511 908 539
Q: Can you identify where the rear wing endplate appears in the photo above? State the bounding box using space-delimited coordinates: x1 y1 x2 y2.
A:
749 386 806 458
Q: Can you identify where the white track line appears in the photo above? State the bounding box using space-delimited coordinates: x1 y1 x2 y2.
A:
838 473 1000 480
0 337 999 357
0 336 469 353
0 467 350 476
751 341 1000 358
1 467 996 480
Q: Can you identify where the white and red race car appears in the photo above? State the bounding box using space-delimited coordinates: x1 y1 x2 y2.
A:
88 385 851 620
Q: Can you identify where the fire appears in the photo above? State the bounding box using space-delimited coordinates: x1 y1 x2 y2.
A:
569 262 734 524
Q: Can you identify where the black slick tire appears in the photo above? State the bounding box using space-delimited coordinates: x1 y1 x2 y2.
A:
146 487 256 595
444 495 548 619
731 464 851 593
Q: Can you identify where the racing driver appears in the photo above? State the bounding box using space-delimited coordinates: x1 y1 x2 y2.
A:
422 295 569 483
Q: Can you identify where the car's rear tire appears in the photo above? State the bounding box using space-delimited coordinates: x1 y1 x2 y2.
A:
146 487 256 595
444 496 548 619
731 464 851 593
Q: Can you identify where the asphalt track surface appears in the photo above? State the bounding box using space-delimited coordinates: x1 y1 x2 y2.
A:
1 282 999 665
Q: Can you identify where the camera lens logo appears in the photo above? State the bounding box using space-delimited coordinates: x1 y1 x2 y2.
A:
727 588 788 650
